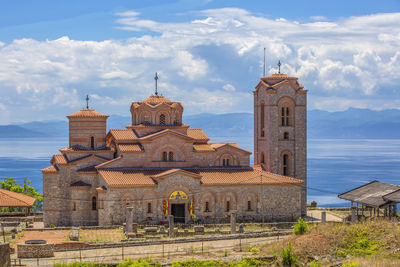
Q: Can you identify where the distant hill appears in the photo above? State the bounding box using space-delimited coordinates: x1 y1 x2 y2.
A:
0 108 399 139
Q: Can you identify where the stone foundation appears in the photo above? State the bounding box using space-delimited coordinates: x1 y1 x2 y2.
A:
17 242 54 258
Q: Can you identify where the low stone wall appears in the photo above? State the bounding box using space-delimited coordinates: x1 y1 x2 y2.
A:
17 242 54 258
0 243 11 267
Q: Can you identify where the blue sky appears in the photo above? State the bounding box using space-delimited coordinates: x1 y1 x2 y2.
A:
0 0 400 123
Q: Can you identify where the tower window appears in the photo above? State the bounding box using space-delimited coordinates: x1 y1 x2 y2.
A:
247 200 252 211
159 114 166 125
147 203 152 213
283 154 289 176
284 132 289 139
226 201 230 212
92 197 97 211
169 152 174 161
72 202 76 211
281 107 290 126
205 201 210 212
260 103 265 137
162 151 168 161
90 136 95 149
260 153 265 164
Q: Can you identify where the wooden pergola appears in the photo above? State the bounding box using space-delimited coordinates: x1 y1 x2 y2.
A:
338 180 399 218
0 188 36 216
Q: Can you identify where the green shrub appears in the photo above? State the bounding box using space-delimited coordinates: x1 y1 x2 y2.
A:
50 224 55 228
293 217 308 235
336 229 380 257
341 262 359 267
54 263 110 267
310 260 321 267
281 242 298 267
117 259 157 267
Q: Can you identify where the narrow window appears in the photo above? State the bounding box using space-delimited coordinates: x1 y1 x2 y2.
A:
159 114 166 125
247 200 252 211
260 153 265 164
90 136 95 149
284 132 289 140
286 107 290 126
283 154 289 176
169 152 174 161
162 152 168 161
92 197 97 211
281 107 285 126
205 201 210 212
226 201 230 212
147 203 152 213
261 103 265 137
72 202 76 211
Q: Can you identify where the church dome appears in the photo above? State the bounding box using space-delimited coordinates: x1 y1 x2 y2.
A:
142 95 174 105
66 109 109 119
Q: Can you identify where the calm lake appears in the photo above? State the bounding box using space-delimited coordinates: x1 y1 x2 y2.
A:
0 137 399 207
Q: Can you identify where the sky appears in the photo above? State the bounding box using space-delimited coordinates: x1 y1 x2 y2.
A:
0 0 400 124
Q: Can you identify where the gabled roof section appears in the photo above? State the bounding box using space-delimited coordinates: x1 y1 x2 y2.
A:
41 165 59 173
51 154 68 165
77 165 97 173
95 156 123 169
131 95 183 109
151 169 201 179
338 181 400 208
210 143 252 154
59 145 110 152
193 143 215 152
140 129 194 141
66 109 109 118
383 189 400 203
255 73 304 92
98 170 156 187
108 129 138 142
117 143 144 152
187 129 210 142
0 188 36 207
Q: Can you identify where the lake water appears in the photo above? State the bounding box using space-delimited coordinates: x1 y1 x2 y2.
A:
0 137 399 207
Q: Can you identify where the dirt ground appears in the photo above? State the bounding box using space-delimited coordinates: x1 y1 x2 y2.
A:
11 235 288 266
13 230 70 249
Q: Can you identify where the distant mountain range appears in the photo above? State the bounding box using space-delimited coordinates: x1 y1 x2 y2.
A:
0 108 399 139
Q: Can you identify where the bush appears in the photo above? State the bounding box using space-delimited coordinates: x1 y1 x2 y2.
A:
54 263 110 267
117 259 157 267
280 242 298 267
336 229 380 257
50 224 55 228
293 217 308 235
310 260 321 267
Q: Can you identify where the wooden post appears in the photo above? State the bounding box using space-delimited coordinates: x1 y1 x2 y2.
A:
321 211 326 224
79 248 82 262
122 242 125 260
351 206 356 223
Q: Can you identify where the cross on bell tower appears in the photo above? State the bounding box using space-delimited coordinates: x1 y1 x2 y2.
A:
277 60 281 74
86 95 89 109
154 72 159 96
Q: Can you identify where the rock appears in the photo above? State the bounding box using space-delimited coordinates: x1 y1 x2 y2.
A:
144 227 158 233
215 227 220 233
194 226 204 233
159 226 166 234
238 224 244 233
69 228 79 241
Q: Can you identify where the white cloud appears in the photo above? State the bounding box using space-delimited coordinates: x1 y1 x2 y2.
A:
1 9 400 123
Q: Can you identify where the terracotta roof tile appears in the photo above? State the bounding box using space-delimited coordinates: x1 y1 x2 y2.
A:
51 154 68 165
193 144 215 152
99 170 156 187
67 109 109 118
98 167 302 187
151 169 200 179
187 129 209 142
59 145 110 152
118 143 143 152
109 129 138 141
140 129 192 140
41 165 59 173
0 188 36 207
142 95 174 105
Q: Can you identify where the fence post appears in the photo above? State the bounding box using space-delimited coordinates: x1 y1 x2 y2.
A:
230 211 237 234
321 211 326 224
122 243 125 260
79 247 82 262
168 215 174 238
201 239 204 255
162 241 165 257
351 206 356 223
239 237 242 252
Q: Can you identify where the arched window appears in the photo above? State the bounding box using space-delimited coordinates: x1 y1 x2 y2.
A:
283 154 289 176
223 158 230 166
284 132 289 140
205 201 210 212
90 136 95 149
72 202 76 211
147 203 152 214
260 152 265 164
162 152 168 161
92 197 97 211
260 103 265 137
281 107 290 126
159 114 166 125
247 200 252 211
169 152 174 161
226 201 230 212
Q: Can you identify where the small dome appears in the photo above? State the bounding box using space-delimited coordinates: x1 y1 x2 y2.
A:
66 109 109 118
142 95 174 105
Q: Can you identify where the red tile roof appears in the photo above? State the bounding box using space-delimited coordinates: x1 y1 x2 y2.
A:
187 129 209 142
41 165 58 173
51 154 68 165
109 129 138 141
0 188 36 207
98 167 302 187
193 144 215 152
118 143 143 152
66 109 109 118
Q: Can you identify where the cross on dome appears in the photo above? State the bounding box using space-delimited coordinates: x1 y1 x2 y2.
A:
86 95 89 109
154 72 159 96
278 60 281 74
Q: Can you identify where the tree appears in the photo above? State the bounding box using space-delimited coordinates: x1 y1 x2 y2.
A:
0 177 43 212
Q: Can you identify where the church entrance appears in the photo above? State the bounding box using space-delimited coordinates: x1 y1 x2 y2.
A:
171 203 185 223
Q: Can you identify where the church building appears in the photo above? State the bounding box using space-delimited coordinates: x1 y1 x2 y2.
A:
42 71 307 226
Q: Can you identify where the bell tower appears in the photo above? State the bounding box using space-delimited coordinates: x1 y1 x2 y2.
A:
253 69 307 216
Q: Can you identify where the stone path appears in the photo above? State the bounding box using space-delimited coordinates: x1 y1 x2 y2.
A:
12 235 287 266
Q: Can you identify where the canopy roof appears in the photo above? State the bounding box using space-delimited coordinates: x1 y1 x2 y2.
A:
338 180 400 208
0 188 36 207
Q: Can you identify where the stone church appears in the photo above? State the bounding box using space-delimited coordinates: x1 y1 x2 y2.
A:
42 72 307 226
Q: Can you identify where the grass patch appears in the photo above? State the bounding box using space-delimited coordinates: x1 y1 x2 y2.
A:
79 228 124 243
